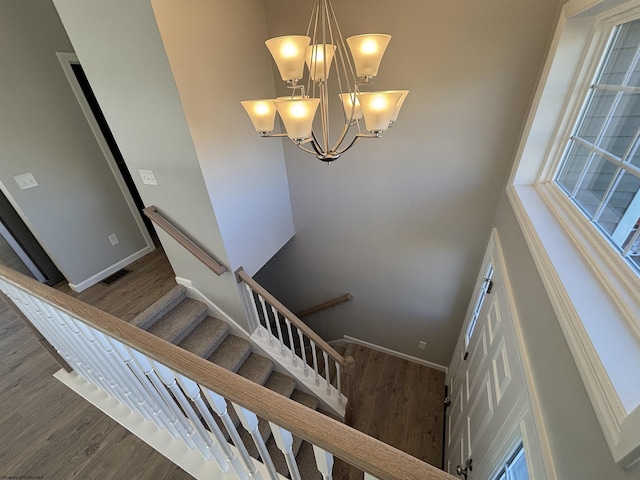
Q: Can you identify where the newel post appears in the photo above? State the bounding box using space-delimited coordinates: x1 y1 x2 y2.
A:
344 355 356 425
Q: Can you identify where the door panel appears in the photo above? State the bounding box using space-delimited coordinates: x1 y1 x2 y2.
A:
445 233 534 479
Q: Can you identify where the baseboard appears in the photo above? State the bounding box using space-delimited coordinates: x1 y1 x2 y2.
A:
342 335 448 373
68 245 155 292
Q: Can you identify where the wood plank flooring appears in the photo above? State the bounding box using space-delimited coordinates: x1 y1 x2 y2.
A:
56 246 177 322
333 344 446 479
0 297 191 479
1 247 446 479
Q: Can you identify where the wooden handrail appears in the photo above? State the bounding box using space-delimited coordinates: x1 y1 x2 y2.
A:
0 264 455 480
296 293 353 319
235 267 347 367
143 206 227 276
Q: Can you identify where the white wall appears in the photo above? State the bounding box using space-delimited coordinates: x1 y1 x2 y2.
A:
151 0 295 277
0 0 151 289
492 194 640 480
255 0 565 366
53 0 248 325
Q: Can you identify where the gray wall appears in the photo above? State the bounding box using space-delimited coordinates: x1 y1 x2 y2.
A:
151 0 295 277
53 0 247 324
492 194 640 480
255 0 565 366
0 0 150 288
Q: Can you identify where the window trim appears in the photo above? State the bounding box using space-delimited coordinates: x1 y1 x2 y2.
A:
507 0 640 468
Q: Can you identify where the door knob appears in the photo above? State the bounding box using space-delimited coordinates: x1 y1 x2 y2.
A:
455 458 473 479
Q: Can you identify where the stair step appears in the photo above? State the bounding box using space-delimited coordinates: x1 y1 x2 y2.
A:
130 284 186 330
208 335 252 372
237 353 274 385
178 316 229 359
290 389 319 411
264 372 297 399
146 297 208 344
292 441 323 479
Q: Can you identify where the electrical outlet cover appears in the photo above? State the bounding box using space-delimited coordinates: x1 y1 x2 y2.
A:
14 173 39 190
139 169 158 185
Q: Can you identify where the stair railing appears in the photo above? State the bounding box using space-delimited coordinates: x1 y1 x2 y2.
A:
296 293 353 319
143 205 227 276
236 267 355 420
0 264 454 480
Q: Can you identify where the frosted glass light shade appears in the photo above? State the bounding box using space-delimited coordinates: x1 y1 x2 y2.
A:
305 44 336 81
274 98 320 141
241 100 277 133
266 36 310 81
346 34 391 78
357 91 404 132
388 90 409 123
339 93 362 121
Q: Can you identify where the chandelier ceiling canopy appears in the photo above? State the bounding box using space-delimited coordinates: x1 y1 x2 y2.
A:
241 0 408 162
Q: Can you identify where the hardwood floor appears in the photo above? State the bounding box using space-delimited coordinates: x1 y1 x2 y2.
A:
55 246 178 322
1 247 446 479
0 292 191 479
334 344 446 479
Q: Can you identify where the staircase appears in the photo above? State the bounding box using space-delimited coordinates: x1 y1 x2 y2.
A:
130 284 322 478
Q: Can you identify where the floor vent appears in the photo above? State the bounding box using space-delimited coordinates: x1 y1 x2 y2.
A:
100 269 131 286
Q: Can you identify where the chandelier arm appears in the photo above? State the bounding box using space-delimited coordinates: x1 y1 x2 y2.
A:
335 132 382 156
306 0 319 37
326 0 360 87
328 121 352 154
289 138 322 157
261 133 288 138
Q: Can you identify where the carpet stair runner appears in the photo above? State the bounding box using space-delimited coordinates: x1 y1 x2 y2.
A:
130 285 322 479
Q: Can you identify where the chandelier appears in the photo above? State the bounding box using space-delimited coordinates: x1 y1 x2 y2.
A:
241 0 408 162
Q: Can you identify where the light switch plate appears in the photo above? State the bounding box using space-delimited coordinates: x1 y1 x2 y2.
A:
139 170 158 186
14 173 39 190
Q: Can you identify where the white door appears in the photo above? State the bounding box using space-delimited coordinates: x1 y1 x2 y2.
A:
445 231 543 480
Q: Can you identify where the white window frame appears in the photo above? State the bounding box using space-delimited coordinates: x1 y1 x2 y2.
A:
507 0 640 468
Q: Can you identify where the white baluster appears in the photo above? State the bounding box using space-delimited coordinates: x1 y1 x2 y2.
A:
268 422 301 480
127 348 196 448
41 303 125 404
108 338 180 439
311 340 320 386
364 474 380 480
150 361 218 464
270 306 286 356
74 321 154 422
232 404 279 480
176 374 239 475
323 351 331 395
66 316 138 411
297 328 309 376
284 318 296 366
94 328 179 435
258 296 274 345
203 388 264 480
312 445 334 480
15 293 84 381
243 284 263 335
336 362 343 405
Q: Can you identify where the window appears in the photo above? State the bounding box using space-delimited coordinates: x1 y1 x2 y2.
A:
555 19 640 273
465 262 493 348
506 0 640 467
493 443 530 480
